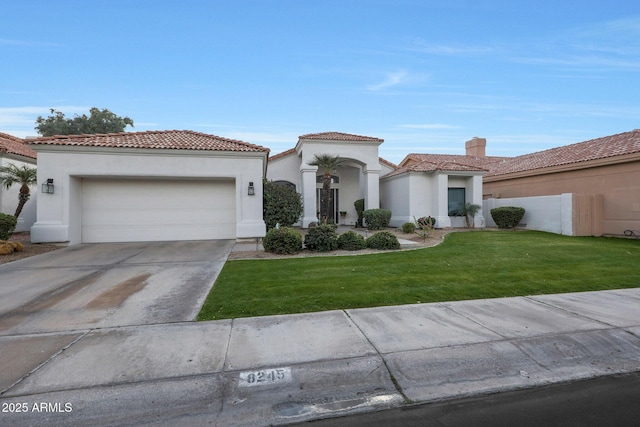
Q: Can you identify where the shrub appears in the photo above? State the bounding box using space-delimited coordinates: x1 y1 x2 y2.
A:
0 213 17 240
354 199 365 228
414 216 435 241
401 222 416 233
262 227 303 254
304 224 338 252
337 231 367 251
366 231 400 250
490 206 526 229
363 208 392 230
263 180 303 230
416 216 436 228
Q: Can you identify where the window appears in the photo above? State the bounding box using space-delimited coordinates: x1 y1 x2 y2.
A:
448 188 465 216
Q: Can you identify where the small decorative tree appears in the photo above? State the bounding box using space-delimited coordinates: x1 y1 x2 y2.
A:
309 154 344 223
462 203 481 228
0 163 38 218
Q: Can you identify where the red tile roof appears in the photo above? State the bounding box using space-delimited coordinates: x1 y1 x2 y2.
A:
384 159 489 178
269 148 296 161
402 153 507 169
385 153 507 178
379 157 398 170
0 132 37 159
487 129 640 177
299 132 384 142
26 130 270 153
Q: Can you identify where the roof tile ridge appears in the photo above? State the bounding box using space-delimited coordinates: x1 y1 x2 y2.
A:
0 131 24 141
270 148 296 160
379 156 397 169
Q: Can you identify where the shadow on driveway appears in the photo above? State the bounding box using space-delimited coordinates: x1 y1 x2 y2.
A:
0 240 234 335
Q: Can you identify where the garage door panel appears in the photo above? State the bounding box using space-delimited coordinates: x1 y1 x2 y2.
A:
81 179 236 243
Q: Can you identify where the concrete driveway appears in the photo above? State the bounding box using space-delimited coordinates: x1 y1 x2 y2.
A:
0 240 234 335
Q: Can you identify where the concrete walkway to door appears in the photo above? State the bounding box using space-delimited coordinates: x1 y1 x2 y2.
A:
0 240 234 335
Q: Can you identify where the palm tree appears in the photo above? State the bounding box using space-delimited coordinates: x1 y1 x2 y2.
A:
309 154 344 223
0 163 38 218
462 202 482 228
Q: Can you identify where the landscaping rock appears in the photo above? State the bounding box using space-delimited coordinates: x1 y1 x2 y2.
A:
0 242 15 255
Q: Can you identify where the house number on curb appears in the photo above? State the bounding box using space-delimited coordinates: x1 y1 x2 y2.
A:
239 367 292 387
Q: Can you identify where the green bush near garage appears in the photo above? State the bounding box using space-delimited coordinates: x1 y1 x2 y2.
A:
0 213 17 240
262 227 302 254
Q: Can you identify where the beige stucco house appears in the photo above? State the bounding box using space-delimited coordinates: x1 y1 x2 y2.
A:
483 129 640 236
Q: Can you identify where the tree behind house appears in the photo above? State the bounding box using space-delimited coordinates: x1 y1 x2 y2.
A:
35 107 134 136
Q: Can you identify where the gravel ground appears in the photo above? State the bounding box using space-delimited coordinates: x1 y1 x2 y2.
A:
228 228 453 260
0 232 64 265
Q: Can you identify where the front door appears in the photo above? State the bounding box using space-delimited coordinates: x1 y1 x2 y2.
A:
316 188 339 224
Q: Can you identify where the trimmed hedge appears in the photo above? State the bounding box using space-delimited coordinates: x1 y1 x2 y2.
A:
401 222 416 233
0 213 17 240
262 227 303 254
263 180 303 230
304 224 338 252
363 208 392 230
337 231 367 251
490 206 526 229
366 231 400 250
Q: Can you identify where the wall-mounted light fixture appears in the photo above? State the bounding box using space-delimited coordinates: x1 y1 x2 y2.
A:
248 181 255 196
41 178 55 194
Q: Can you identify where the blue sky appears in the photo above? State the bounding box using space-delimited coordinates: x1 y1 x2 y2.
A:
2 0 640 163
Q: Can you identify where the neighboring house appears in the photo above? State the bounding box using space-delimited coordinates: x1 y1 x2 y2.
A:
0 132 38 232
27 130 269 244
483 129 640 236
267 132 487 229
381 137 505 228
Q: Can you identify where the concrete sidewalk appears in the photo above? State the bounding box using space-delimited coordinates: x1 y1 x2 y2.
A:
1 288 639 426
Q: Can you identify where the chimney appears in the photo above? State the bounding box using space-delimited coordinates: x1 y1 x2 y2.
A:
465 137 486 158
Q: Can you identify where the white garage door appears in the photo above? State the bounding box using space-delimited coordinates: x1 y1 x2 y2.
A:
81 178 236 243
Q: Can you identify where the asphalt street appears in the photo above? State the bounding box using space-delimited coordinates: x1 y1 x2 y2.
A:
292 372 640 427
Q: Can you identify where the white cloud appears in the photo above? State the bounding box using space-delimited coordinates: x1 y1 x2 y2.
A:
366 70 411 91
406 40 497 57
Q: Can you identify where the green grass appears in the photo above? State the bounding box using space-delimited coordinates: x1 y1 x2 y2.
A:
197 231 640 320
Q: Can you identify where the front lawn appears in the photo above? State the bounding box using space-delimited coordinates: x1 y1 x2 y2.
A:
197 231 639 320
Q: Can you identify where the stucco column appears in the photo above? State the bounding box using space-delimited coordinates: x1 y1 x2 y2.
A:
363 169 380 210
435 173 451 228
469 174 485 228
300 166 318 227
